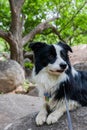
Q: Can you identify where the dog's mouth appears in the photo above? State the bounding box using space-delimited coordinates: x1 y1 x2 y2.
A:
49 69 64 73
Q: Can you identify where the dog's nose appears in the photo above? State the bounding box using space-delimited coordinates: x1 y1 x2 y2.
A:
60 63 67 70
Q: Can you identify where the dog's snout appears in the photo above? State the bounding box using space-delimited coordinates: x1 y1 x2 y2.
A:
60 63 67 70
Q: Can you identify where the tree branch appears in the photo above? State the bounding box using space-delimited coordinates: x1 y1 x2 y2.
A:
60 1 87 32
0 30 9 40
42 16 59 24
0 30 16 46
47 24 66 42
22 16 60 45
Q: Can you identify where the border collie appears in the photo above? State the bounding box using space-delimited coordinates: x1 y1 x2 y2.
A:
29 41 87 125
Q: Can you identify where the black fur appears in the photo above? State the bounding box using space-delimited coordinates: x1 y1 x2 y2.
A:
29 42 57 74
54 70 87 106
29 41 87 106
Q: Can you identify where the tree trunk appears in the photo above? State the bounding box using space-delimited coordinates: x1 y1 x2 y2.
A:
10 41 24 67
0 0 59 67
8 0 24 67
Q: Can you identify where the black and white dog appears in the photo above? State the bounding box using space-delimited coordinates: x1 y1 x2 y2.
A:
29 41 87 125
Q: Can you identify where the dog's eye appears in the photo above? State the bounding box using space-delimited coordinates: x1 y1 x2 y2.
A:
49 54 54 59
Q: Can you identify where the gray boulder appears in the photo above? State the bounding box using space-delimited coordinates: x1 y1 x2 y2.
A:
74 62 87 71
5 107 87 130
0 60 25 93
0 94 42 130
0 94 87 130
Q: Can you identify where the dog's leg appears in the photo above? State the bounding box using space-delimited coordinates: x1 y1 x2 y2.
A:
36 103 48 125
46 99 79 125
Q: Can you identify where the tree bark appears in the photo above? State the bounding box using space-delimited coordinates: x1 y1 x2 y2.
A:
10 41 23 66
0 0 60 67
8 0 24 66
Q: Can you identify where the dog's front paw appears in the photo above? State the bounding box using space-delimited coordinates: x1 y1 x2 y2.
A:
46 113 58 125
36 112 47 125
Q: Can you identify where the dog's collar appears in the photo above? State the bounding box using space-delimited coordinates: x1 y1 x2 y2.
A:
44 92 51 102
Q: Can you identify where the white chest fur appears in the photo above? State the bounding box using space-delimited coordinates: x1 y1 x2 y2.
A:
32 68 68 97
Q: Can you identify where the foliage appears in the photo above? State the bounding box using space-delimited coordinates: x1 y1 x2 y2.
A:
0 38 9 52
0 0 10 31
22 0 47 35
0 0 87 54
0 92 3 94
22 0 87 45
24 62 34 70
23 79 30 92
0 39 5 52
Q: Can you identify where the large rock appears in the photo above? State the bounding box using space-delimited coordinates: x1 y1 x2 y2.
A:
1 94 87 130
69 44 87 65
5 107 87 130
0 60 25 93
74 62 87 71
0 94 42 130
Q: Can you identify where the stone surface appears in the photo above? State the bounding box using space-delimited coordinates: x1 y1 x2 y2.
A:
0 60 25 93
28 87 38 97
69 44 87 65
0 94 42 130
74 62 87 71
5 107 87 130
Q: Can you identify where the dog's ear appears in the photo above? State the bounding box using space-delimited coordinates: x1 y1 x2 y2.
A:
29 42 47 52
58 41 73 53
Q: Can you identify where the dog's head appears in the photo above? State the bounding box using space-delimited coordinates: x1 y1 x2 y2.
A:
29 41 72 75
